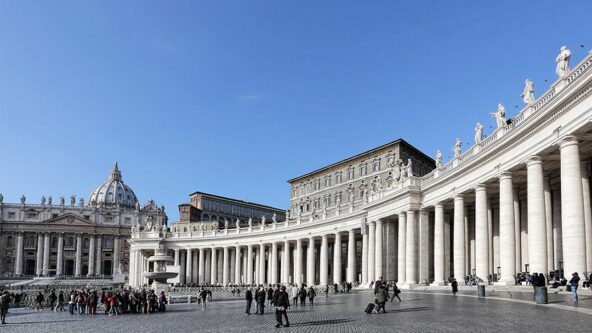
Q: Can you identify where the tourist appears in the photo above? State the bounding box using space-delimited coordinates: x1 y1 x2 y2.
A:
267 286 274 306
48 290 57 310
245 287 253 315
147 290 156 313
273 285 290 328
68 291 76 315
55 291 65 312
307 286 316 306
375 285 389 313
569 272 580 302
108 293 120 316
199 288 208 311
158 291 167 312
325 285 329 298
451 279 459 296
88 291 97 316
291 285 299 307
35 291 45 311
0 291 11 325
298 285 307 306
75 292 85 315
390 282 401 302
374 276 383 296
256 286 266 315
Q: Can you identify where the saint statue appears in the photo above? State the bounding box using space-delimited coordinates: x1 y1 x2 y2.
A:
20 195 26 204
261 215 266 225
392 159 401 181
435 150 443 168
348 190 355 204
224 219 229 229
555 46 571 78
60 196 65 206
135 202 140 212
475 122 484 145
362 188 369 203
491 103 507 128
521 79 535 105
70 195 76 206
248 217 253 227
272 212 277 223
79 198 84 207
453 138 462 158
117 262 124 275
235 218 240 229
47 196 52 205
0 193 3 204
406 158 413 177
335 194 341 207
41 196 46 205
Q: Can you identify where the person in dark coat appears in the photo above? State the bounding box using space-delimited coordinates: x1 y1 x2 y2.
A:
244 288 253 315
0 291 11 325
373 277 383 296
390 282 401 302
267 287 274 306
273 286 290 328
256 287 266 315
307 286 316 306
451 279 459 296
298 286 307 306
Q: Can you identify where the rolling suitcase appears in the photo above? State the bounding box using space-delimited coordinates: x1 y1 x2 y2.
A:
364 303 375 314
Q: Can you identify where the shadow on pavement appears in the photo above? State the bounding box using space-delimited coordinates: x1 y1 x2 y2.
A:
290 318 353 327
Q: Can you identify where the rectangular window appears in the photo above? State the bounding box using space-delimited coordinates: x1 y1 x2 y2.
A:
373 160 380 172
124 217 131 224
26 212 37 219
7 212 16 219
348 169 354 180
85 215 91 221
325 176 331 187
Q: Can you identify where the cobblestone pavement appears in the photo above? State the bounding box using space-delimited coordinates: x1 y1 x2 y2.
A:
2 290 590 333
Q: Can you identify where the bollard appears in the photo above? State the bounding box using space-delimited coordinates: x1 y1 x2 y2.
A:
534 287 548 304
477 285 486 297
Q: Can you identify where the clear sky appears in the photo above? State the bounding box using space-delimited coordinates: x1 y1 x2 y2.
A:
1 1 591 221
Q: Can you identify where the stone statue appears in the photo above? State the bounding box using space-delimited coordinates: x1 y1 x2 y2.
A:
248 217 253 227
135 202 140 212
272 212 277 223
348 190 355 204
161 205 165 213
235 218 240 229
70 195 76 206
224 219 229 229
79 198 84 207
491 103 507 128
362 187 369 203
0 193 3 205
474 122 484 145
521 79 535 105
117 262 124 275
392 159 402 181
213 221 219 231
47 196 52 205
199 222 205 231
20 195 26 204
145 218 153 231
261 215 266 225
60 196 65 206
453 138 462 157
435 150 443 168
555 46 571 78
406 158 413 177
41 196 46 205
335 194 341 206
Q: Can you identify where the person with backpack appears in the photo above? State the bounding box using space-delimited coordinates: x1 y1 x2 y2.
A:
298 286 307 306
35 291 45 311
307 286 316 306
245 287 253 315
390 282 402 302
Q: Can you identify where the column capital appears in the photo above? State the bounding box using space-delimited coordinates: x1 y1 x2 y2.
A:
526 155 543 166
474 183 487 192
559 134 579 149
368 220 376 226
321 234 328 240
434 202 444 209
498 171 513 180
453 194 464 201
376 219 383 225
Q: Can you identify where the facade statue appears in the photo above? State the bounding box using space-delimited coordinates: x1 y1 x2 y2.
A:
213 221 219 231
135 202 140 211
362 188 369 203
474 122 484 145
161 205 165 213
224 219 229 229
117 262 124 275
248 217 253 227
47 196 52 205
60 196 65 206
335 194 341 206
0 193 3 204
79 198 84 207
261 215 266 225
199 222 205 231
20 195 26 204
272 212 277 223
348 190 355 204
70 195 76 206
41 195 46 205
435 150 443 168
555 46 571 78
491 103 507 128
521 79 535 105
145 218 153 231
453 138 462 158
406 158 413 177
235 218 240 229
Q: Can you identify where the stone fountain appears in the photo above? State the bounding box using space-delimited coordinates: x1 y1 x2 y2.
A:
144 247 178 293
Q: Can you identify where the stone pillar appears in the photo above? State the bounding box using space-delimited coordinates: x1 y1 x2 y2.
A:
453 195 465 281
211 247 218 284
320 235 329 286
234 246 241 284
398 212 406 283
223 247 229 285
174 249 180 266
552 188 563 270
361 229 368 284
367 221 376 283
432 203 445 285
56 233 64 277
520 198 529 271
475 184 489 282
405 210 417 285
246 245 253 284
385 221 396 280
582 161 592 273
375 220 383 280
198 248 205 283
271 242 278 284
498 172 516 284
88 235 96 276
193 250 198 282
418 210 429 283
487 200 493 276
43 232 50 276
259 244 266 285
347 229 356 283
544 176 554 273
230 249 236 284
560 136 587 275
15 233 24 275
527 156 548 274
75 234 82 277
128 249 135 287
204 250 210 283
333 233 342 284
513 189 521 274
307 237 315 285
186 248 193 283
36 233 44 276
95 235 103 276
113 237 120 275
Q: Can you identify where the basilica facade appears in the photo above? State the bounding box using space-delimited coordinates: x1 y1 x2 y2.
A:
0 163 167 278
129 47 592 289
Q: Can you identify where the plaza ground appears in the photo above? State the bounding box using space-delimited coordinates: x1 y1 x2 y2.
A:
3 289 591 332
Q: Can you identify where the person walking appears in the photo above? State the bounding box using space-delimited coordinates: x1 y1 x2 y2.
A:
451 279 459 296
245 288 253 315
48 290 57 311
199 288 208 311
273 286 290 328
308 286 316 306
291 285 299 307
0 291 11 325
325 285 329 298
267 286 274 307
56 291 65 312
298 286 307 306
35 292 45 311
256 287 266 315
390 282 402 302
375 285 389 313
569 272 581 302
374 276 384 296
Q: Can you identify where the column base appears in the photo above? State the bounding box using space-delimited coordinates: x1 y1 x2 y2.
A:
430 281 446 286
399 283 418 290
494 280 514 286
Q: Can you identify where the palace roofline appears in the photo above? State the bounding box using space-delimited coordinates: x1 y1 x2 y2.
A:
187 191 286 212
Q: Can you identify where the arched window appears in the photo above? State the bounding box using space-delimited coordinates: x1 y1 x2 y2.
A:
202 214 210 222
6 236 14 248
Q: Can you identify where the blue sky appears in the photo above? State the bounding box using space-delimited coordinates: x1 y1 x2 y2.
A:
1 1 591 221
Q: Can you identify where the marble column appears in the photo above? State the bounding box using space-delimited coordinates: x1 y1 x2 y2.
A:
432 203 445 285
552 188 563 270
204 251 211 283
307 237 315 284
398 212 407 283
56 233 64 277
283 241 291 284
95 235 103 276
513 189 522 274
544 177 554 273
230 249 236 284
113 237 120 275
186 248 193 283
246 245 253 284
453 195 465 281
75 234 82 277
527 156 548 274
367 221 376 283
211 247 218 284
15 233 24 275
174 249 180 266
475 184 489 282
271 242 278 284
405 210 417 285
43 233 50 276
223 247 229 285
582 161 592 272
193 250 199 282
418 210 429 283
320 235 329 286
36 233 44 276
333 233 342 284
259 244 266 285
361 228 368 284
560 136 587 275
88 235 96 276
235 246 241 284
198 248 205 284
347 229 356 283
375 220 383 280
498 172 516 284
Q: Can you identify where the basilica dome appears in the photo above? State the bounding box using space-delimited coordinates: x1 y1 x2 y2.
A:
88 163 139 208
